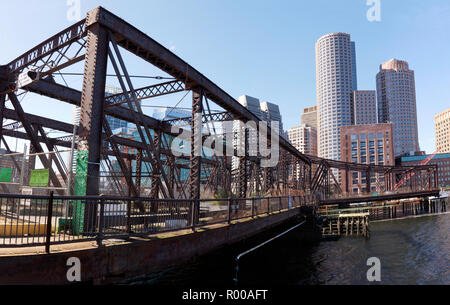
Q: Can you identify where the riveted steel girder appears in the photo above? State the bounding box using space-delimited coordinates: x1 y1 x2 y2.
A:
83 7 310 166
72 20 109 234
7 20 87 75
75 22 109 197
105 80 185 107
189 87 203 200
2 6 438 202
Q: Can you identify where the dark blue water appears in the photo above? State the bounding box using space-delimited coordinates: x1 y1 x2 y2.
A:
308 214 449 285
126 213 449 285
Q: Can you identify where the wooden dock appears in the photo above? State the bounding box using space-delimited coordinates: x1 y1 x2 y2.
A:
321 213 370 239
318 198 448 240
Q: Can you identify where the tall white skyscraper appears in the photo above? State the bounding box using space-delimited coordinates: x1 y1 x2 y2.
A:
287 125 317 156
315 33 357 161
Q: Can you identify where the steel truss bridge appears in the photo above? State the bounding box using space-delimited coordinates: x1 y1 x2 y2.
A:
0 7 439 210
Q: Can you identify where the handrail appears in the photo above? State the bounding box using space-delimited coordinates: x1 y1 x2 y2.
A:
0 193 316 203
233 218 307 283
0 192 319 250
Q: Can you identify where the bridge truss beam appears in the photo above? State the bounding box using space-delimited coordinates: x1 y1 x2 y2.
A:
0 6 437 206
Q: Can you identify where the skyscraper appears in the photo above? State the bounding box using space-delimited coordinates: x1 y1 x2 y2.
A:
232 95 263 171
260 101 283 133
232 96 284 170
352 90 377 125
377 59 420 157
301 106 318 129
287 125 317 156
238 95 264 121
315 33 357 161
435 108 450 153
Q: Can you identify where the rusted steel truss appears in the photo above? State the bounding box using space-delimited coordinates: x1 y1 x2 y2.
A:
0 6 437 204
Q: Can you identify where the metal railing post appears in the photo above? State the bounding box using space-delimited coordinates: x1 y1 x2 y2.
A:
251 198 255 218
279 197 282 212
192 200 197 232
228 199 232 225
18 144 27 194
97 197 105 247
45 191 54 254
126 199 132 234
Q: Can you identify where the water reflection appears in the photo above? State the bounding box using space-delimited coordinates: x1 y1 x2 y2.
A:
126 214 449 285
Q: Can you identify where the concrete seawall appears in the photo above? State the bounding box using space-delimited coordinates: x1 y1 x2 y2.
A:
0 208 302 285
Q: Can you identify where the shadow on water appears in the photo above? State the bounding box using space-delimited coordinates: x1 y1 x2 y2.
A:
122 213 450 286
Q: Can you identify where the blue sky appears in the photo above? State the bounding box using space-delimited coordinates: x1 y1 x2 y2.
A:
1 0 449 154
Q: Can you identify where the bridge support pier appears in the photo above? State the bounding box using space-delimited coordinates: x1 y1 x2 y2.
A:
73 21 109 234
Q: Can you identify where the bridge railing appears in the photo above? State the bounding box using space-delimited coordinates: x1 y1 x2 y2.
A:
325 188 441 201
318 197 448 221
0 193 318 249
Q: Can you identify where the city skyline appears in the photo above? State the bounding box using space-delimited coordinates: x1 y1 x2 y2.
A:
0 1 449 155
0 3 448 288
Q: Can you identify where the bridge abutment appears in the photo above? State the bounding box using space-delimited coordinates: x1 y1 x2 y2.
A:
0 207 309 285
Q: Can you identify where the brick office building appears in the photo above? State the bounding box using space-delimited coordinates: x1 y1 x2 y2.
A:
340 123 394 194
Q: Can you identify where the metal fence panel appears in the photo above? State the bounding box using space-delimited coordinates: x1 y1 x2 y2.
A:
0 193 313 248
